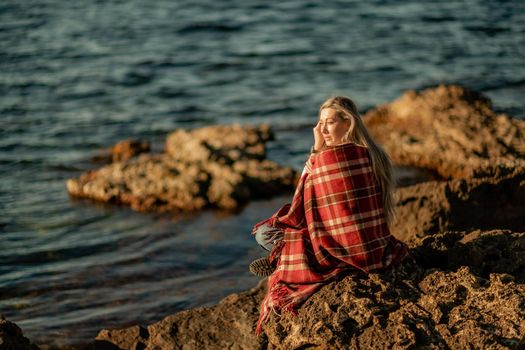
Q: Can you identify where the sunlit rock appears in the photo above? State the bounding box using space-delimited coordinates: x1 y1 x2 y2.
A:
365 85 525 179
67 124 297 213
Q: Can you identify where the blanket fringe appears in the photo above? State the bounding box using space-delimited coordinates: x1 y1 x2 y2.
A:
255 284 298 336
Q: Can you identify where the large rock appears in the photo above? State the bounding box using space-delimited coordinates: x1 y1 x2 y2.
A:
392 163 525 243
67 124 297 212
259 228 525 349
262 263 525 349
414 229 525 282
364 85 525 179
0 316 40 350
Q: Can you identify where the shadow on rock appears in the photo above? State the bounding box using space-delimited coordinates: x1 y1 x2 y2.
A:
393 165 525 243
413 229 525 283
0 316 40 350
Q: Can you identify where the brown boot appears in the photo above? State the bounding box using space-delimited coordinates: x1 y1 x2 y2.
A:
249 257 275 277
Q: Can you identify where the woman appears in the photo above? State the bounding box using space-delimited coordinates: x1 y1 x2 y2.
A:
250 96 409 335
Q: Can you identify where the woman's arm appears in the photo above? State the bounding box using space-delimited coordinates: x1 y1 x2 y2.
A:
312 120 326 152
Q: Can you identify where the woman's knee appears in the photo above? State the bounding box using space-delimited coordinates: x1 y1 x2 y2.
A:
255 229 273 252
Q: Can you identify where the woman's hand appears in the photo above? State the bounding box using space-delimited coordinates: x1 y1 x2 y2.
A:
313 121 325 152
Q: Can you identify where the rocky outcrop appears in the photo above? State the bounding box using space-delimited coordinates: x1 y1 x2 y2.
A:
364 85 525 179
262 262 525 349
67 124 297 212
392 164 525 243
0 316 40 350
414 229 525 282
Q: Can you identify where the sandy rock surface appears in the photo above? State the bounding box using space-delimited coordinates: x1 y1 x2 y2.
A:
365 84 525 179
0 316 40 350
67 124 297 212
415 229 525 281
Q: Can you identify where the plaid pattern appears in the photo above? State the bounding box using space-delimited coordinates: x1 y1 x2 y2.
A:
252 143 408 335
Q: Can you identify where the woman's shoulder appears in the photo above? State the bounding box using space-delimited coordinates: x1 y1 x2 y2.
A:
312 142 369 166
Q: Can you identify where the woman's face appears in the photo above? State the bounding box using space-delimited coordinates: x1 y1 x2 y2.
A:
319 108 351 146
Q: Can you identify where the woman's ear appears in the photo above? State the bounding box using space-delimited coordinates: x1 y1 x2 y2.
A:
344 119 352 132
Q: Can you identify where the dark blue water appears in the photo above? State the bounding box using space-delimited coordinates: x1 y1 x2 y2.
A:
1 0 524 348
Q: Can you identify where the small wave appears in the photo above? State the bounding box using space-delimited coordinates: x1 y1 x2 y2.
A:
231 48 313 58
177 22 243 34
0 81 51 93
154 86 191 98
242 105 295 117
200 61 249 71
0 17 47 33
57 89 107 101
0 241 116 268
134 59 197 69
464 24 511 36
420 15 456 23
111 69 156 87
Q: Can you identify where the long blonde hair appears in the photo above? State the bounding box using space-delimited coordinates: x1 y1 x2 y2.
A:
319 96 396 227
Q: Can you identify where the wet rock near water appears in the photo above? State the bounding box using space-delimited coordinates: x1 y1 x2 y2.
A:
0 316 40 350
365 84 525 179
67 124 297 212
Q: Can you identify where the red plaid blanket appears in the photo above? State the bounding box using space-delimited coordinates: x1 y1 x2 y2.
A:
253 142 408 335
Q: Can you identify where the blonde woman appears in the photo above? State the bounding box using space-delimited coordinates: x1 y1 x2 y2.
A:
250 96 409 335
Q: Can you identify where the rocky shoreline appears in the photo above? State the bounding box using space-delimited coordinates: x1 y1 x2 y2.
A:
89 170 525 349
4 85 524 349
